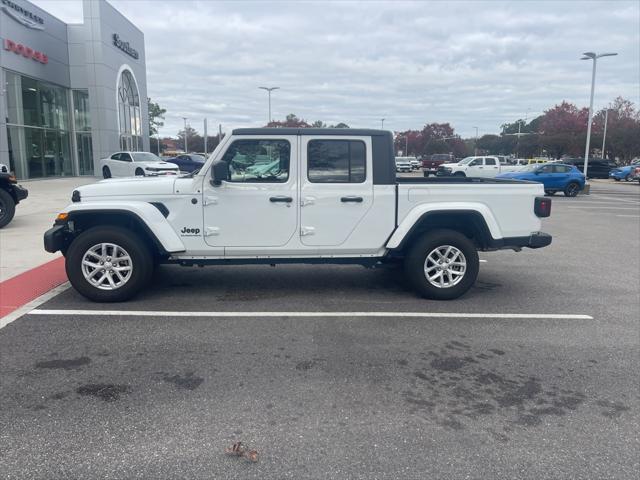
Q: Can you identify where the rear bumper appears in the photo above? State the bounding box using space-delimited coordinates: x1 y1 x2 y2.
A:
487 232 552 250
44 225 68 253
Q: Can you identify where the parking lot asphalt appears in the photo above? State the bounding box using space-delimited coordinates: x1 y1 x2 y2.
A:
0 183 638 479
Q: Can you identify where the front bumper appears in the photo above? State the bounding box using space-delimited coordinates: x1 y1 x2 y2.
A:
487 232 552 251
44 225 68 253
13 184 28 202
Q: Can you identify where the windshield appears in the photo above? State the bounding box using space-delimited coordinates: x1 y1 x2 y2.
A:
132 152 162 162
458 157 476 165
521 164 540 172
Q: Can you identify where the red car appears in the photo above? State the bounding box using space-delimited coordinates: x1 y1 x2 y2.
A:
422 153 455 176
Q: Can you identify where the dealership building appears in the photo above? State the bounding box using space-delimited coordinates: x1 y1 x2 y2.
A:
0 0 149 179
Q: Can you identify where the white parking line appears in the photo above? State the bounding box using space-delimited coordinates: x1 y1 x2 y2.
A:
567 206 639 210
28 309 593 320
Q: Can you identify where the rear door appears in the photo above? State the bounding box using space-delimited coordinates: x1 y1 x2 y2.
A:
552 164 571 188
484 157 500 177
300 136 373 246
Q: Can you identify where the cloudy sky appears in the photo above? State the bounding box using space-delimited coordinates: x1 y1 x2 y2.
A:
33 0 640 138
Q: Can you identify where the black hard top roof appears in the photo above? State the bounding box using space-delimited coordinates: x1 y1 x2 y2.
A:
232 128 389 136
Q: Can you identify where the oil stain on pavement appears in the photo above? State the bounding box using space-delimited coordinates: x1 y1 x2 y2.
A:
398 339 629 440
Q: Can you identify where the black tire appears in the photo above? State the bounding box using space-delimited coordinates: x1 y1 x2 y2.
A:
65 226 154 302
613 177 620 182
453 171 466 177
0 188 16 229
544 190 556 196
135 168 145 176
102 166 111 179
624 175 630 182
404 229 479 300
564 182 580 197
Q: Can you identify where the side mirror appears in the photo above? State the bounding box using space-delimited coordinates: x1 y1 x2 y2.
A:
210 160 229 186
534 169 541 174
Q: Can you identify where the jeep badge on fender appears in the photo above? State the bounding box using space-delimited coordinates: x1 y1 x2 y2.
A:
180 227 200 235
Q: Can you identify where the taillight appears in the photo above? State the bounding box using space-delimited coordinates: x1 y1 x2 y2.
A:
535 197 551 217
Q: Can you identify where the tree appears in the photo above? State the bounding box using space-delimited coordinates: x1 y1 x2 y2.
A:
147 98 166 137
538 101 589 158
177 125 200 152
267 114 310 128
592 97 640 161
330 122 350 128
311 120 327 128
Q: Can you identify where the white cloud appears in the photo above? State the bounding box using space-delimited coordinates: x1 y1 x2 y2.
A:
32 0 640 138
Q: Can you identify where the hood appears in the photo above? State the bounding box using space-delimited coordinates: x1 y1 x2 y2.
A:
138 161 179 169
76 176 178 198
495 171 525 179
441 162 461 168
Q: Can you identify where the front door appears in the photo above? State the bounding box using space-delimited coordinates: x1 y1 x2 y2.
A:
300 136 373 246
202 136 298 248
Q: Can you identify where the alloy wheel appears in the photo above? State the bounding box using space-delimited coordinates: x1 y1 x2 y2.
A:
423 245 467 288
81 243 133 290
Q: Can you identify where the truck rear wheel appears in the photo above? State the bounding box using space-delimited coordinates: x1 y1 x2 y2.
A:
404 229 479 300
65 226 154 302
0 188 16 228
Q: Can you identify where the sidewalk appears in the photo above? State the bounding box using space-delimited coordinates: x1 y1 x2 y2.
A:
0 176 97 282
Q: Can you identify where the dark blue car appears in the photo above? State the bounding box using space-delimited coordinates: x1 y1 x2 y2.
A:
497 163 585 197
168 154 206 173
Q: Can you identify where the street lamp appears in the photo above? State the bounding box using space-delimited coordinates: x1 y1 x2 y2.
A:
182 117 189 153
259 86 279 124
473 126 478 155
581 51 617 182
380 118 385 129
601 108 609 159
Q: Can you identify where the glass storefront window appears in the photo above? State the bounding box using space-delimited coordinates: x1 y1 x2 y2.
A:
117 69 142 152
73 90 94 176
5 71 73 179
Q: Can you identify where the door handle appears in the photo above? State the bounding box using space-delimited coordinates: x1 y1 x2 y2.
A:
270 196 293 203
341 196 363 203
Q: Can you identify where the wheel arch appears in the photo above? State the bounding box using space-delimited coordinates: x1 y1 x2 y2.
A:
58 205 185 257
387 208 498 253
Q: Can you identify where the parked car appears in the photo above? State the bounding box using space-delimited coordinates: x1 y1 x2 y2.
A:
0 165 29 228
44 128 552 303
168 154 206 173
422 153 454 176
436 156 521 178
395 156 412 172
631 166 640 184
409 157 420 170
560 158 616 179
100 152 179 178
608 160 640 181
496 163 585 197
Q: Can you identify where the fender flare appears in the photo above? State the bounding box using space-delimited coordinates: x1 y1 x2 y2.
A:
61 201 185 254
386 203 503 249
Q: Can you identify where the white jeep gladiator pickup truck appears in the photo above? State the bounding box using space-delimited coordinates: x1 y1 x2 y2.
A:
44 128 552 302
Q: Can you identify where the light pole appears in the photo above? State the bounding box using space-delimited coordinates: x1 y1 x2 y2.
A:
601 108 609 159
259 86 279 124
381 118 385 129
182 117 189 153
473 126 478 155
581 51 617 182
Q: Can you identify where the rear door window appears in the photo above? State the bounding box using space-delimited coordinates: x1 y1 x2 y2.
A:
308 140 366 183
485 158 496 165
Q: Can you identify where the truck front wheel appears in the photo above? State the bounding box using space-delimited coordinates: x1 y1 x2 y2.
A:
65 226 154 302
404 229 479 300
